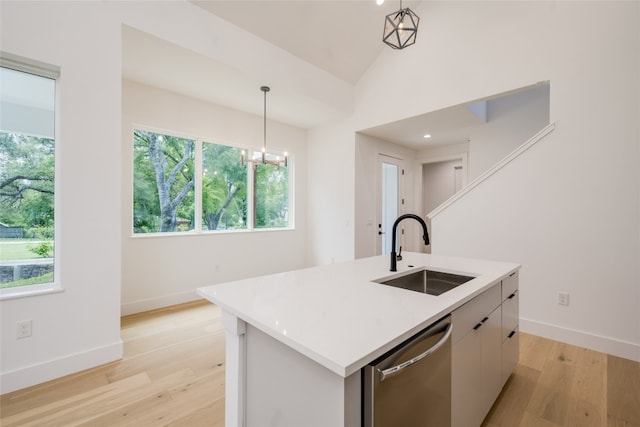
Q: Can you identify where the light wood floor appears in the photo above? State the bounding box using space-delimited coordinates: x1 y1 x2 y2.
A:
1 300 639 426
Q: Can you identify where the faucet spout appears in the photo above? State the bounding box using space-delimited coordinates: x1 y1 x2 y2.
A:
390 214 430 271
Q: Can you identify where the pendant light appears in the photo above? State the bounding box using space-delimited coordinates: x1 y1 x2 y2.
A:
383 0 419 50
241 86 288 168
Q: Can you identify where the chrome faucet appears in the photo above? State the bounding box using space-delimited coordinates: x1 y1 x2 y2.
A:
390 214 430 271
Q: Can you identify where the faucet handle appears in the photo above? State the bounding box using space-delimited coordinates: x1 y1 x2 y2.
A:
397 246 403 261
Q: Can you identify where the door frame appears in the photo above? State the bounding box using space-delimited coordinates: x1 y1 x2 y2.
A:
376 154 404 256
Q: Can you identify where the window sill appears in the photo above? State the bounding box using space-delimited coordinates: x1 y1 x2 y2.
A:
130 226 296 239
0 283 64 301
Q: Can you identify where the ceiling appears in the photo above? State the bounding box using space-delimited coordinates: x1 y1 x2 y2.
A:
361 101 488 149
122 1 541 149
121 25 347 129
191 0 420 85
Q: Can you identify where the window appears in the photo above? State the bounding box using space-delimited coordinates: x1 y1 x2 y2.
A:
202 142 247 231
255 162 289 228
132 129 291 235
133 130 195 233
0 61 57 291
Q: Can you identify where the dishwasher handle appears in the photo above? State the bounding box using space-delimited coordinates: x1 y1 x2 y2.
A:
378 321 453 382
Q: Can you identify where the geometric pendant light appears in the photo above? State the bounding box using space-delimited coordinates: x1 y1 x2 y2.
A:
383 0 420 49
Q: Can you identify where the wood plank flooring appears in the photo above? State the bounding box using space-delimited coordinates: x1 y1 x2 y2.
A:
483 333 640 427
1 300 639 426
0 301 226 426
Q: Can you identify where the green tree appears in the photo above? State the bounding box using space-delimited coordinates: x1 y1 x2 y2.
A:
255 163 288 228
0 132 54 233
202 143 247 230
133 130 194 233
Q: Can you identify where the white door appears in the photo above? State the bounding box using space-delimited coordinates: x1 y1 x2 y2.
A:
377 155 403 255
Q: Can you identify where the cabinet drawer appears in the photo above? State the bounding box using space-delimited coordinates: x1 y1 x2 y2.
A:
502 270 519 301
502 290 519 341
452 282 501 344
502 326 519 386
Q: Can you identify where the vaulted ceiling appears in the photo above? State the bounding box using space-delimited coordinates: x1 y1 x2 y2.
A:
122 1 542 149
191 0 401 85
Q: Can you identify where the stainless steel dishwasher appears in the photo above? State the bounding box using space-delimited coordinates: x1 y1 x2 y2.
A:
363 315 452 427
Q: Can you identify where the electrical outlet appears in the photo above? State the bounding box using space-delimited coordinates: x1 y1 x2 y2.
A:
557 291 570 306
17 320 32 339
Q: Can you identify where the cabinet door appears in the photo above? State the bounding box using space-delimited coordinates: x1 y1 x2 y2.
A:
480 306 503 420
451 283 501 344
502 327 519 386
502 290 519 341
452 328 482 427
453 305 503 427
502 271 518 301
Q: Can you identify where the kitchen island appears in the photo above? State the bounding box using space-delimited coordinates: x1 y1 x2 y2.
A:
197 252 520 427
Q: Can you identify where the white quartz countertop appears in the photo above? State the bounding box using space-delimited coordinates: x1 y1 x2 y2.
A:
197 252 520 378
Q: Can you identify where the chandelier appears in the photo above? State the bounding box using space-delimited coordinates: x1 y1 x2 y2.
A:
383 0 419 50
241 86 288 168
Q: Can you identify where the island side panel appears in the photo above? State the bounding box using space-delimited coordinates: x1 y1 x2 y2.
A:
221 310 247 427
245 324 361 427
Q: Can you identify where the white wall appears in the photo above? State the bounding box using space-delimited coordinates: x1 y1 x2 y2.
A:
305 119 356 266
423 159 463 214
468 84 550 180
121 80 307 314
0 0 335 393
345 1 639 360
353 85 548 261
309 1 639 359
0 2 123 393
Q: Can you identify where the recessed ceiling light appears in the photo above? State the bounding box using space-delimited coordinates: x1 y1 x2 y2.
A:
376 0 384 5
423 134 432 139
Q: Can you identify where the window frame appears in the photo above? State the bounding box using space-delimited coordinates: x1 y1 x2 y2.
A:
131 126 294 238
0 52 62 300
132 126 197 235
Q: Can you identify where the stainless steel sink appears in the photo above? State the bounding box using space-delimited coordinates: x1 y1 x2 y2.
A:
374 268 475 296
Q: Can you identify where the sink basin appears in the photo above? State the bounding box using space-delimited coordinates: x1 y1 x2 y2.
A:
374 268 475 296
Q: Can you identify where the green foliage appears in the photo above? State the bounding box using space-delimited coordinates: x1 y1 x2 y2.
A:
28 241 54 258
0 132 55 230
202 142 247 230
133 130 195 233
255 163 289 228
132 130 290 233
24 226 54 239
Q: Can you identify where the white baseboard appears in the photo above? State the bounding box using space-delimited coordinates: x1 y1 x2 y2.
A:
520 317 640 362
0 340 123 395
121 290 203 316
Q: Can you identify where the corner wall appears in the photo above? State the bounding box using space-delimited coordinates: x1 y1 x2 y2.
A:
0 2 123 393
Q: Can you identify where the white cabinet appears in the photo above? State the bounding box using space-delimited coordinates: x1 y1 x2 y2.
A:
452 283 501 427
452 271 520 427
501 271 519 386
480 306 503 414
